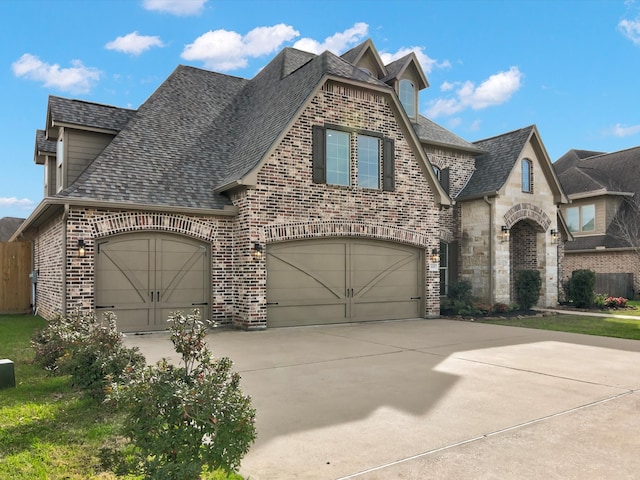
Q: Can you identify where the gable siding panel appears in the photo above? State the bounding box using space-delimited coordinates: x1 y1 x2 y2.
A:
66 130 114 186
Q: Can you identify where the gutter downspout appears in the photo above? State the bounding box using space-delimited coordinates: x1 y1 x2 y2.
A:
484 196 494 304
62 204 69 317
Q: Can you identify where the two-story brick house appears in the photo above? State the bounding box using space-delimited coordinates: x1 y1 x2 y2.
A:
13 39 567 331
555 147 640 298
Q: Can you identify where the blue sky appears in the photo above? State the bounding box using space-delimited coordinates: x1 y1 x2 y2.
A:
2 0 640 220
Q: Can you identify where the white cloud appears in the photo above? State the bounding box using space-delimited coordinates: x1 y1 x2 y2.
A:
379 46 450 75
425 66 523 118
12 54 101 93
619 18 640 45
181 24 299 70
143 0 206 16
105 31 165 55
440 81 455 92
605 123 640 137
292 22 369 54
0 197 34 209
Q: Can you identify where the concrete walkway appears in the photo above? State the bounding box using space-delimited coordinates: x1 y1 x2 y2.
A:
124 319 640 479
536 307 640 320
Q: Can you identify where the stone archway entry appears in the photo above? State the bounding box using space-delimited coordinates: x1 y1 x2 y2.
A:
509 220 540 302
95 232 210 332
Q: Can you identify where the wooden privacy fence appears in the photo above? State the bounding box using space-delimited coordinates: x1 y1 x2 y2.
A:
0 242 32 314
595 273 634 300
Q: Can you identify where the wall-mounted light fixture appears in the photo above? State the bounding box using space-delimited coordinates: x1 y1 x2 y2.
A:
431 248 440 263
252 242 263 261
500 225 509 243
77 239 86 257
550 229 558 244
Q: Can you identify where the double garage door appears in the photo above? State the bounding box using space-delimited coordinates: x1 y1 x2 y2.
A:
266 239 423 327
95 233 210 332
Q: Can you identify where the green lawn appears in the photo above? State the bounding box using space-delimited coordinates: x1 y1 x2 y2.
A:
478 312 640 340
0 315 243 480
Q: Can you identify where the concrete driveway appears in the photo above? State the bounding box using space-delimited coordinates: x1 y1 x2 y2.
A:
123 319 640 479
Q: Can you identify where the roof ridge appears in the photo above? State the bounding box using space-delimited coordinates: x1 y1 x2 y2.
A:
473 124 535 145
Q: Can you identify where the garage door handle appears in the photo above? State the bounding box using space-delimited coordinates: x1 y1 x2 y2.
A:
191 302 208 306
411 296 422 300
96 305 115 309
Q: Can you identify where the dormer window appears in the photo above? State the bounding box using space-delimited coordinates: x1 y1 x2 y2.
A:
399 79 416 118
56 134 64 192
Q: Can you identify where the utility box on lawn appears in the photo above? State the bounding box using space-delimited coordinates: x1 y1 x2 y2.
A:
0 359 16 389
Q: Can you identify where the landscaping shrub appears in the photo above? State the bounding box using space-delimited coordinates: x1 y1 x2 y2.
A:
441 279 474 315
594 293 608 309
568 269 596 308
605 296 628 309
31 310 145 400
514 269 542 310
107 309 256 478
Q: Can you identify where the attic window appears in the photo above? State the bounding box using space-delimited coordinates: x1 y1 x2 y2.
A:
522 158 533 193
399 79 415 118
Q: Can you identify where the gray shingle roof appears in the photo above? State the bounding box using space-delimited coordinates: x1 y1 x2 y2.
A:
0 217 25 242
457 125 534 199
553 149 603 175
48 96 136 132
559 146 640 196
35 129 56 154
51 40 473 212
413 115 483 153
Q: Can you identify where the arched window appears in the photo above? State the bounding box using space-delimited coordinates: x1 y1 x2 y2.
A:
522 158 533 193
399 79 415 118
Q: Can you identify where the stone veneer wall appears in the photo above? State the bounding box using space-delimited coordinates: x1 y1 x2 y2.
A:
33 213 65 319
233 81 442 328
564 250 640 299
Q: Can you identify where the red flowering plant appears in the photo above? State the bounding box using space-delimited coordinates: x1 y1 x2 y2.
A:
605 296 628 309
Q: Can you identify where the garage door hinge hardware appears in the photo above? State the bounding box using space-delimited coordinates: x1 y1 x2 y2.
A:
96 305 115 309
411 296 422 300
267 302 279 305
191 302 208 306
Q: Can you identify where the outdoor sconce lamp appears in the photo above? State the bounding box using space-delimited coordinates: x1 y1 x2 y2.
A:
500 225 509 243
252 242 263 261
431 248 440 263
77 239 86 257
550 229 558 244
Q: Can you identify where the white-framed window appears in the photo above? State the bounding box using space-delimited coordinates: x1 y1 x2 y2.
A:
56 134 64 192
566 205 595 233
432 165 441 181
357 134 380 189
522 158 532 193
326 129 350 186
399 79 415 118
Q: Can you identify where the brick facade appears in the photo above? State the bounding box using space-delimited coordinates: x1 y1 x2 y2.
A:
564 250 640 299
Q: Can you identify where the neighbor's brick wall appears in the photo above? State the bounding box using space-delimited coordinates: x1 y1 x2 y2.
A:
233 80 442 327
33 213 65 320
564 250 640 299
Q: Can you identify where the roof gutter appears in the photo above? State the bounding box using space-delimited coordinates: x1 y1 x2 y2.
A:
10 198 238 242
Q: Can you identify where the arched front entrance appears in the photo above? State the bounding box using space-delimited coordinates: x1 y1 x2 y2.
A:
95 232 211 332
508 220 544 302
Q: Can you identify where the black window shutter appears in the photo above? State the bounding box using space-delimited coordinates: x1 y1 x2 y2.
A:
448 240 459 284
383 137 395 191
441 167 450 195
312 125 326 183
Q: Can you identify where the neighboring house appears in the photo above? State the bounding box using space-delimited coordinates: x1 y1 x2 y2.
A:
0 217 25 242
12 39 567 332
555 147 640 298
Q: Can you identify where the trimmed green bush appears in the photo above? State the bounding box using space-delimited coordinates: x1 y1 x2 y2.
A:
569 269 596 308
31 310 145 400
515 269 542 310
108 309 256 478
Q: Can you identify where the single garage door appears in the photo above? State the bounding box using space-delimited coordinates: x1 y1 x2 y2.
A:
266 239 423 327
95 233 210 332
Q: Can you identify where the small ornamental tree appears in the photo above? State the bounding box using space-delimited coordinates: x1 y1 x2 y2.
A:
568 269 596 308
108 309 256 478
515 269 542 310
